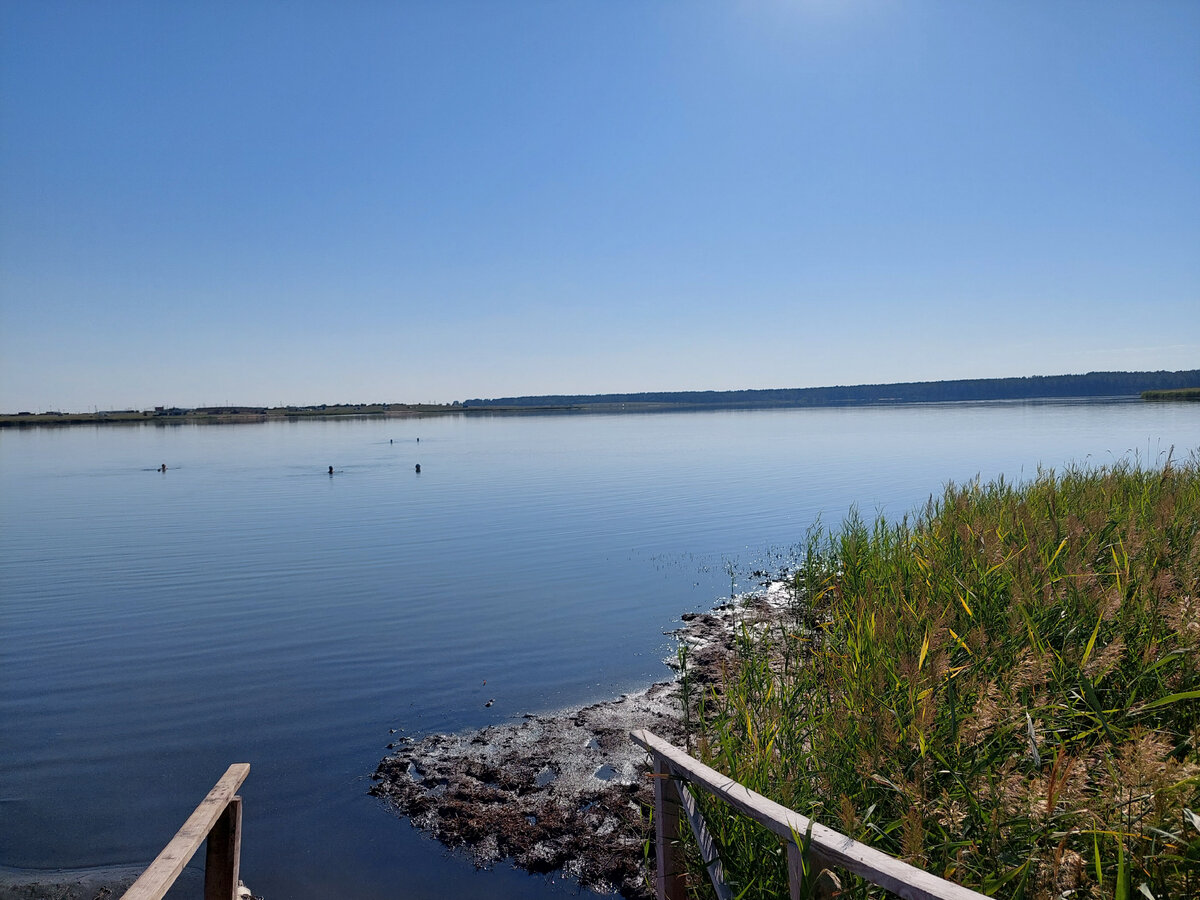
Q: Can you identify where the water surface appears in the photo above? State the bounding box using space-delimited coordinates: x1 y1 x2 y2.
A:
1 401 1196 898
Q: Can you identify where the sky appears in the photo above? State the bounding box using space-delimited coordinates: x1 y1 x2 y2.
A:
1 1 1198 412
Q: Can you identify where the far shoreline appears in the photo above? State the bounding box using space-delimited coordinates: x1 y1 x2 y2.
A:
0 393 1164 430
6 368 1195 427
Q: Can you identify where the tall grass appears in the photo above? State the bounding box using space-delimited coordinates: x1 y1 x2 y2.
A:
679 456 1200 899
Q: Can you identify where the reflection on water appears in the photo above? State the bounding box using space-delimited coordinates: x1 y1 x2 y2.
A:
1 401 1196 899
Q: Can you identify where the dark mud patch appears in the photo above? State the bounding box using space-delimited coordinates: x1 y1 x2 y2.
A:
370 585 794 898
0 865 147 900
0 867 260 900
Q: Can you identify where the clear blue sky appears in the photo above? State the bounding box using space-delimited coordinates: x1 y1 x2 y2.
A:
2 1 1197 412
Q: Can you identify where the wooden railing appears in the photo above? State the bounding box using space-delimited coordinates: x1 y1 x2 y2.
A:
632 730 988 900
120 763 250 900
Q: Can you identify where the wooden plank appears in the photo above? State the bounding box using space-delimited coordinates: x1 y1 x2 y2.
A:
632 730 985 900
674 777 733 900
122 764 250 900
204 795 242 900
652 756 687 900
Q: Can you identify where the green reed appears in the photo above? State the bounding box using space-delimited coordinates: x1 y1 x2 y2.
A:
677 455 1200 899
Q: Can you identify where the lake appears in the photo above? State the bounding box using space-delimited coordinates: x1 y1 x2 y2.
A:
1 400 1197 898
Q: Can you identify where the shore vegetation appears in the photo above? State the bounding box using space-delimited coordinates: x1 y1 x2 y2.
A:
0 402 461 427
1142 390 1200 402
678 455 1200 899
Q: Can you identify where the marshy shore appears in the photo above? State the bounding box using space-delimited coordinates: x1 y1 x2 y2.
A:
369 583 797 898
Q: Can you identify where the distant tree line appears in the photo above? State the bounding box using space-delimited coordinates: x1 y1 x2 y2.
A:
462 370 1200 409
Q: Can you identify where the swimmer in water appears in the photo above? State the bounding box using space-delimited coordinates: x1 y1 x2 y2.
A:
160 464 167 473
328 465 334 475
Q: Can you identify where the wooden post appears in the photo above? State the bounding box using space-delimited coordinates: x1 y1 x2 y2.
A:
122 764 250 900
653 757 686 900
788 841 806 900
788 842 841 900
204 795 242 900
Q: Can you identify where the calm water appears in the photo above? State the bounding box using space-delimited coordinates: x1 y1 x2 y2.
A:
2 401 1197 898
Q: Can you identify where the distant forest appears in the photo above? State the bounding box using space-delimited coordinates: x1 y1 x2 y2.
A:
463 370 1200 409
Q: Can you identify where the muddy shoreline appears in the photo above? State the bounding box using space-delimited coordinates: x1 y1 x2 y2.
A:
369 583 795 897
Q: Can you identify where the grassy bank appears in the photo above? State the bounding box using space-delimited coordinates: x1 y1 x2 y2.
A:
1142 390 1200 402
678 456 1199 899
